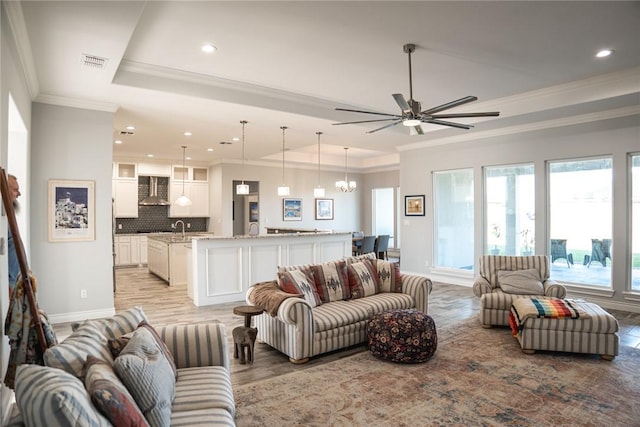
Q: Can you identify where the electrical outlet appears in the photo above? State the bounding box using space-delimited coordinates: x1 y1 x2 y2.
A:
187 223 191 229
80 290 87 299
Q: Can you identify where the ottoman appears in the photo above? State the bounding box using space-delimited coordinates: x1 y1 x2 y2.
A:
367 309 437 363
511 298 619 360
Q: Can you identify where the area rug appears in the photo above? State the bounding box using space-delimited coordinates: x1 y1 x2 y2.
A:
234 319 640 426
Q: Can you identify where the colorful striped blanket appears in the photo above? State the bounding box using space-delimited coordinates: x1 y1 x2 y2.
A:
509 298 590 336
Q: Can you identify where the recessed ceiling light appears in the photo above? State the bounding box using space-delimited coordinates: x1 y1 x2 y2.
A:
147 154 154 158
114 140 123 144
126 125 135 130
232 137 239 141
184 131 192 136
207 148 214 152
596 49 613 58
201 44 217 54
186 156 192 160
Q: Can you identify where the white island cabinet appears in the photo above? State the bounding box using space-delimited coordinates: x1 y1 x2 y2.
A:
190 232 351 306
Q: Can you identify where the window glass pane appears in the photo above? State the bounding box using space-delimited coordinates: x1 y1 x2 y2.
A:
632 155 640 291
373 187 395 247
485 164 535 256
433 169 473 269
549 158 612 286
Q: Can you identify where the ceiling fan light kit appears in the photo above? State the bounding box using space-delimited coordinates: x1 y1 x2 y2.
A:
333 43 500 134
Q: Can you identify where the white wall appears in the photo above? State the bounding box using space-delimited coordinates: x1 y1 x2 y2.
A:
30 102 115 322
400 115 640 312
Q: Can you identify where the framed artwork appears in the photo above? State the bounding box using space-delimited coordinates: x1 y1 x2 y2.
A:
405 194 425 216
48 179 95 242
282 198 302 221
315 198 334 220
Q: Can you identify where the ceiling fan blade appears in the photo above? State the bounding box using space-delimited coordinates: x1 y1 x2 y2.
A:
423 119 473 130
430 112 500 119
392 93 411 112
335 108 400 118
333 118 402 126
421 96 478 115
366 120 403 134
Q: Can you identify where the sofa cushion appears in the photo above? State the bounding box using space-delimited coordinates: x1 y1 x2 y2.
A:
85 355 150 427
14 364 111 427
347 258 380 299
311 260 350 302
498 269 544 294
172 366 235 416
43 320 113 379
170 408 236 427
278 269 322 307
113 326 176 427
377 260 402 293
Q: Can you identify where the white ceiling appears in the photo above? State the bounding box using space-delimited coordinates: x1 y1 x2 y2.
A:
12 1 640 170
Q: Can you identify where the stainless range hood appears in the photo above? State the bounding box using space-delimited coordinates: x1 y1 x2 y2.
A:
139 176 171 206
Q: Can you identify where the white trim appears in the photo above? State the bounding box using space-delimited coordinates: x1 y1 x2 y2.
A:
34 93 119 112
48 308 116 325
4 0 39 99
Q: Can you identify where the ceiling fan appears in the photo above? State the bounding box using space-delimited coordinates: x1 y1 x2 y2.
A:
333 43 500 134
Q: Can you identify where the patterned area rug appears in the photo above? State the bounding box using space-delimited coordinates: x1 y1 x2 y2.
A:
234 319 640 426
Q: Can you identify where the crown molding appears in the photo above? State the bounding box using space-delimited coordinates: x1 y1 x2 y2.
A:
34 93 119 112
4 0 39 99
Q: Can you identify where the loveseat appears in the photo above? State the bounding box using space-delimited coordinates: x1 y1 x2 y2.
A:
246 253 433 363
7 307 235 427
472 255 567 328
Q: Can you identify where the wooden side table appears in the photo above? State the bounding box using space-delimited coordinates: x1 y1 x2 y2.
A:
233 305 264 327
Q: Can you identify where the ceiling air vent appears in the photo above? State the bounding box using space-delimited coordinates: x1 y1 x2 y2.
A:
81 53 108 70
119 130 135 136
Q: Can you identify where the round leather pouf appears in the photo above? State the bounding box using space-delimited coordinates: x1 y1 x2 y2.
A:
367 308 437 363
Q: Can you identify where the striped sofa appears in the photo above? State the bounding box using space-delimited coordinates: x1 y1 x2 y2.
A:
472 255 567 327
8 307 235 427
247 254 433 364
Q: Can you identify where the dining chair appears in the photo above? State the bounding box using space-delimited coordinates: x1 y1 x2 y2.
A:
361 235 376 255
352 231 364 255
374 235 390 260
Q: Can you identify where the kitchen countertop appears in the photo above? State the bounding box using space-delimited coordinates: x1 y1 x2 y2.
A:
147 230 350 244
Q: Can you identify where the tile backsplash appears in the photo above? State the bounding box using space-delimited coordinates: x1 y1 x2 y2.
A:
115 176 208 234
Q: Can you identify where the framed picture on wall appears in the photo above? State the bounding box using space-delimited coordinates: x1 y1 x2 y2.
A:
283 198 302 221
315 198 334 220
48 179 95 242
405 194 425 216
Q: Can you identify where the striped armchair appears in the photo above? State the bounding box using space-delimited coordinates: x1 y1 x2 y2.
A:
472 255 567 328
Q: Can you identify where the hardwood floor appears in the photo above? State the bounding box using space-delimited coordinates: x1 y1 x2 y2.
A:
53 266 640 388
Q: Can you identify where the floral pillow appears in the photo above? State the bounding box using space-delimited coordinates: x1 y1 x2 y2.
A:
278 269 322 307
347 258 380 299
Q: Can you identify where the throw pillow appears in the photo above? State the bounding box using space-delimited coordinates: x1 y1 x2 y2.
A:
43 321 113 379
108 334 132 358
344 252 377 265
498 269 544 295
377 260 403 293
347 258 380 299
113 327 176 427
277 269 322 307
136 320 178 379
311 260 351 302
14 364 111 427
85 356 150 427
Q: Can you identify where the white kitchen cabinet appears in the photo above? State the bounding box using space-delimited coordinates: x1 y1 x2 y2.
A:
114 163 137 179
138 162 171 176
115 236 132 266
115 235 148 267
147 238 170 281
169 181 209 217
139 236 148 264
169 243 188 286
113 180 139 218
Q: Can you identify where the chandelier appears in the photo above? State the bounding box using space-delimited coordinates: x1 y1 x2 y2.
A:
277 126 290 196
335 147 356 192
314 131 325 197
236 120 249 195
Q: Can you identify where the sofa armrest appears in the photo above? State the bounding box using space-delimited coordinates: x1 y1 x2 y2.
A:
401 274 432 314
156 322 229 370
543 279 567 298
473 277 492 297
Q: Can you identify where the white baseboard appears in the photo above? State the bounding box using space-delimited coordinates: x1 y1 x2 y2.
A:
48 308 116 325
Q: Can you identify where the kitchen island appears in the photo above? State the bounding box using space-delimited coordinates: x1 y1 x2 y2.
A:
190 231 351 306
147 232 214 287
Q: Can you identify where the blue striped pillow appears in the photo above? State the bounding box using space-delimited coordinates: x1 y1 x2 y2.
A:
15 364 110 427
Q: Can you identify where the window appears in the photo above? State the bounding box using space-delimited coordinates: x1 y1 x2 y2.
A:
548 158 612 286
632 155 640 291
372 187 396 248
433 169 474 270
484 164 535 256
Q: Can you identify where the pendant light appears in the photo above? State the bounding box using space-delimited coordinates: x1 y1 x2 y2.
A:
314 132 325 197
175 145 193 206
335 147 356 192
236 120 249 195
277 126 290 196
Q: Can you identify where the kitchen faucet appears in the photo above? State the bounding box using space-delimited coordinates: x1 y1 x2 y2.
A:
173 220 185 239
